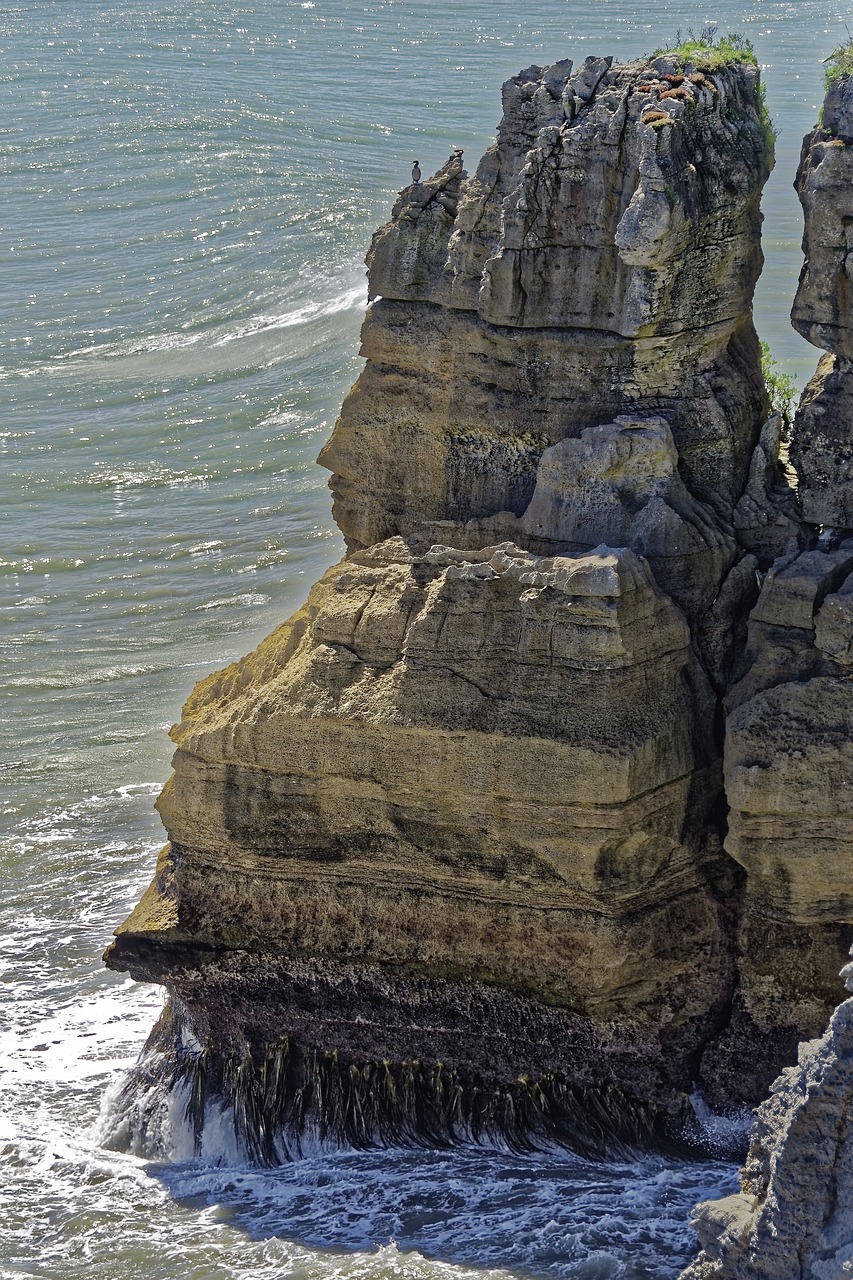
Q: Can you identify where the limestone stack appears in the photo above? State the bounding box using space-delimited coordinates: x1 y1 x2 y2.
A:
707 66 853 1109
105 49 818 1159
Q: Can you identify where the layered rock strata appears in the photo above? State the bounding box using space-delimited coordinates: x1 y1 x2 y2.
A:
105 48 853 1161
319 54 771 552
110 540 737 1150
705 68 853 1109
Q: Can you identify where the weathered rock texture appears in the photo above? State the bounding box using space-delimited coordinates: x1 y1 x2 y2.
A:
792 71 853 526
791 72 853 358
319 54 771 552
697 68 853 1112
679 962 853 1280
109 539 738 1147
676 65 853 1273
104 48 853 1163
792 352 853 527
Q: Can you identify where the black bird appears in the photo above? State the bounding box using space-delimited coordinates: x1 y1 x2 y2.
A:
412 160 422 185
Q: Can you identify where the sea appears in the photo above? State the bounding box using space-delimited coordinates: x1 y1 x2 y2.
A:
1 2 848 1277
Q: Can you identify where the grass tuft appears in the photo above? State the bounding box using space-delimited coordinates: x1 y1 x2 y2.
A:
652 25 759 70
650 26 775 153
824 41 853 88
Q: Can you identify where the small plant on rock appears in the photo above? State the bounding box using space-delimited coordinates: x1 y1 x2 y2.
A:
760 340 798 431
824 39 853 87
653 26 759 70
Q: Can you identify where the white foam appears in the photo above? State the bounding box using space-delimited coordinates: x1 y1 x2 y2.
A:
213 285 365 346
196 591 270 610
687 1089 753 1156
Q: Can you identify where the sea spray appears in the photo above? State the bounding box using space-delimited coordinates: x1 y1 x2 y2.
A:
103 998 707 1167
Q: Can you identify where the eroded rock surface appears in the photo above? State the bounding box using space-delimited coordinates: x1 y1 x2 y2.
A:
680 962 853 1280
106 47 853 1164
320 54 771 550
791 353 853 527
705 67 853 1111
791 72 853 359
108 541 738 1140
707 543 853 1105
791 69 853 527
471 414 737 623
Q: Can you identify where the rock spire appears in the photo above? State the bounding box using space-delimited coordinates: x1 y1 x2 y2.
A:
103 47 853 1162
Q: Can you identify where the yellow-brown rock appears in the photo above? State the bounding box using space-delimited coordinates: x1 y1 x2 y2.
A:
108 541 736 1141
106 50 817 1161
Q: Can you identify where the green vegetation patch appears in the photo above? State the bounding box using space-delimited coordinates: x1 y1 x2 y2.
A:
824 41 853 88
760 340 798 428
757 83 777 148
651 24 775 152
653 24 759 70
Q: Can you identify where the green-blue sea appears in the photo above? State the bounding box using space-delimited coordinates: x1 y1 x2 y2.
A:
1 3 848 1276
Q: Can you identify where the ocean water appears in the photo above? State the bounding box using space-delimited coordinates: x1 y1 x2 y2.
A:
1 2 848 1276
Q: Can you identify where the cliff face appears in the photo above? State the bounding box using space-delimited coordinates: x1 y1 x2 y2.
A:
789 71 853 527
676 64 853 1278
704 69 853 1110
105 48 852 1162
318 54 770 553
112 539 734 1133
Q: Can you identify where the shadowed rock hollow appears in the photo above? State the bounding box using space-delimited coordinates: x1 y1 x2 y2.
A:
104 48 853 1164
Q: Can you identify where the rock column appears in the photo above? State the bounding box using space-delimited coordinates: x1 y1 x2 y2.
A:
706 68 853 1108
105 50 791 1160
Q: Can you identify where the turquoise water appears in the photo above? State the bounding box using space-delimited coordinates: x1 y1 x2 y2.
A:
1 3 849 1277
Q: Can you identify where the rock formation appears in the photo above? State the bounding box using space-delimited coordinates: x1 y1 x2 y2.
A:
318 53 770 553
678 958 853 1280
701 65 853 1111
790 68 853 528
675 58 853 1279
109 538 735 1150
104 46 853 1163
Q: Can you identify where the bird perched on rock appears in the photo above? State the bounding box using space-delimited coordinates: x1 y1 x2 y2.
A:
412 160 421 185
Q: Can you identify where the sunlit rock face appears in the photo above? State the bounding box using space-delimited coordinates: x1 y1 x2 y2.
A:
107 540 738 1144
320 55 771 552
106 49 829 1162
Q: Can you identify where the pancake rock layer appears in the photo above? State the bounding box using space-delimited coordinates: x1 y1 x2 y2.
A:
704 67 853 1109
319 54 771 551
107 541 736 1151
105 50 853 1161
679 64 853 1278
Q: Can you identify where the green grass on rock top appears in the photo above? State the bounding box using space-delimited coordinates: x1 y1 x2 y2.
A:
652 25 759 70
824 41 853 87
